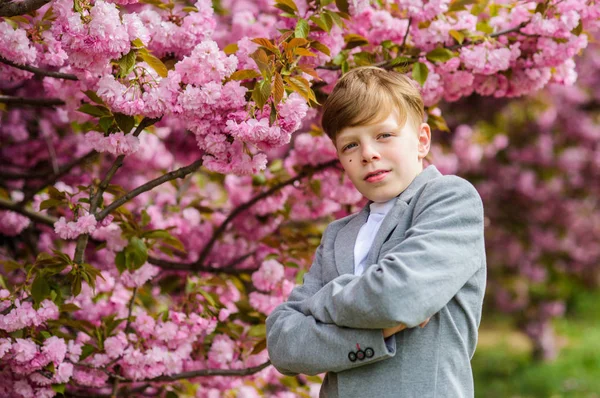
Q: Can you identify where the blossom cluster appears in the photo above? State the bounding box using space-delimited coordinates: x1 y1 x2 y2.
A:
54 214 98 240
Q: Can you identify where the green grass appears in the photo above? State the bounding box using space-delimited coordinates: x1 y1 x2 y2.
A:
473 291 600 398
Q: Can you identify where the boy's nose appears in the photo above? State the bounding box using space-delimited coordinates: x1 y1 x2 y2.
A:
361 145 381 163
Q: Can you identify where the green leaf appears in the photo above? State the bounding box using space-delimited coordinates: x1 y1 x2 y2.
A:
78 104 111 118
126 237 148 271
1 260 23 273
98 116 114 133
449 30 465 45
39 198 63 211
41 331 52 339
141 209 151 227
448 0 477 12
412 62 429 86
131 38 145 48
80 344 96 361
114 113 135 134
295 18 309 39
310 15 329 32
251 338 267 355
274 0 297 14
324 9 343 28
425 48 455 63
223 43 238 55
295 269 307 285
118 50 137 78
344 34 369 50
166 392 178 398
277 0 297 12
83 90 105 105
47 186 66 200
352 51 374 66
197 289 217 307
51 384 66 394
248 324 266 337
115 251 127 274
230 69 262 81
252 79 272 110
139 49 168 78
476 21 493 34
388 56 412 67
572 21 583 36
72 273 82 296
335 0 349 13
31 274 51 305
60 303 81 312
310 40 331 56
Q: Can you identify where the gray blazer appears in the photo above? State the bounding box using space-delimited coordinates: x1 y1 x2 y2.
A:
266 165 487 397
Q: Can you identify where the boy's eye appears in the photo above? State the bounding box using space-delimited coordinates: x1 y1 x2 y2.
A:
342 143 357 151
379 133 392 139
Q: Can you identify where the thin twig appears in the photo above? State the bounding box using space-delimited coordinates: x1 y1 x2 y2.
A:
400 17 412 51
0 0 51 17
0 95 65 107
124 287 137 333
0 197 57 226
0 56 78 80
123 361 271 383
73 118 159 265
148 250 257 273
95 158 203 221
193 159 339 271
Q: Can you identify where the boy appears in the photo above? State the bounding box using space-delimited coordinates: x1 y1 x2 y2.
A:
266 66 486 397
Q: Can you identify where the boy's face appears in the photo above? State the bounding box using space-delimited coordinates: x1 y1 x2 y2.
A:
335 111 431 203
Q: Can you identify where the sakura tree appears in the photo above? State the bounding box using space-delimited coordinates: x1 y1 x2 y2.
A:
0 0 598 396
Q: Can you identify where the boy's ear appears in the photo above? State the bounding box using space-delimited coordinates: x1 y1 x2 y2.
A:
417 123 431 160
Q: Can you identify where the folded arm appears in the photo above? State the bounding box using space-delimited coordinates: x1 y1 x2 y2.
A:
303 176 486 329
266 236 396 376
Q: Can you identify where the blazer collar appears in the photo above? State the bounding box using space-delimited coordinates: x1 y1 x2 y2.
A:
334 165 441 275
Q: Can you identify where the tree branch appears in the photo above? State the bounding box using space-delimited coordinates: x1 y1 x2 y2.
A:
95 158 203 221
0 95 65 107
0 56 78 80
193 159 339 271
0 197 57 227
148 250 258 273
73 117 159 265
0 0 51 17
318 20 531 71
126 361 271 383
145 159 339 272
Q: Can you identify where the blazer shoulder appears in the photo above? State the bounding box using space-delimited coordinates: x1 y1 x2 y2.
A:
424 174 480 197
415 174 483 210
318 210 362 247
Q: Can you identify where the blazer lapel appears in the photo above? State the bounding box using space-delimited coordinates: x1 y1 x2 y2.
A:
334 206 369 275
366 165 442 265
365 200 408 265
334 165 442 275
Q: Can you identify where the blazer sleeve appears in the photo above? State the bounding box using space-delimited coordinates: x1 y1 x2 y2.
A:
266 225 397 376
302 176 486 329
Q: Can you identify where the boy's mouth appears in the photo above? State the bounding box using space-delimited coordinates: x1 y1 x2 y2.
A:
364 169 390 181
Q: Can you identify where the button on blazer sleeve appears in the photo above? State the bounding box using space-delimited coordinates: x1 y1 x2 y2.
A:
266 225 397 376
303 176 486 329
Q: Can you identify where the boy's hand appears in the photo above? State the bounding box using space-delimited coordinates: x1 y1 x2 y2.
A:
382 323 407 338
382 318 431 338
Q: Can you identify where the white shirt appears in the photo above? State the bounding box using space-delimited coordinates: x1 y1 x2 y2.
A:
354 198 397 276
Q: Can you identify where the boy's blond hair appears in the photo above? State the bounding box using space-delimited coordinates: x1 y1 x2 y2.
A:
321 66 425 143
